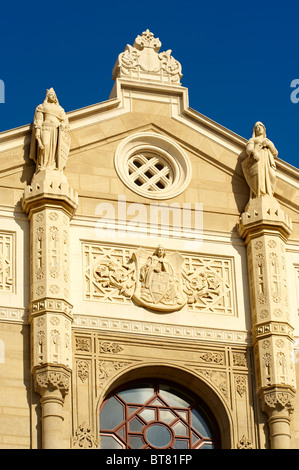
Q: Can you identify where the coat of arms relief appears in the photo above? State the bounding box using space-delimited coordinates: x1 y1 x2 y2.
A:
84 244 234 315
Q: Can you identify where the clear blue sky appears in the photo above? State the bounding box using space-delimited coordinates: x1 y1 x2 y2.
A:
0 0 298 169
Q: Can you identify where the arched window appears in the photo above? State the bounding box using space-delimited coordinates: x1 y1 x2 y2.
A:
99 380 220 449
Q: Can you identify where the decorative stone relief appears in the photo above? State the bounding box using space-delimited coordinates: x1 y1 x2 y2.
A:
30 88 70 173
98 360 131 387
112 29 182 84
31 208 71 301
195 369 228 399
83 243 235 315
72 422 99 449
77 360 89 383
0 232 14 293
32 313 72 368
235 375 247 397
247 234 291 325
199 352 224 365
49 226 60 278
35 227 45 280
99 342 124 354
75 337 91 352
232 352 247 367
236 435 252 449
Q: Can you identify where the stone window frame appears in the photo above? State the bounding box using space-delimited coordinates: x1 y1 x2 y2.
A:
114 132 192 200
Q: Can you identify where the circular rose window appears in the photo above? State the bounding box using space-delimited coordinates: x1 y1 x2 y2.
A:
114 133 192 199
99 380 220 449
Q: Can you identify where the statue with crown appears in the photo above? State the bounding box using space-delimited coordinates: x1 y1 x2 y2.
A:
30 88 71 173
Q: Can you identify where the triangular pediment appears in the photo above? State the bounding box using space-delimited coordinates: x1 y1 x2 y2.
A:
0 30 298 226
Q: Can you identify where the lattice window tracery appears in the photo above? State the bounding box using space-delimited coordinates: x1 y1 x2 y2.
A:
128 152 174 193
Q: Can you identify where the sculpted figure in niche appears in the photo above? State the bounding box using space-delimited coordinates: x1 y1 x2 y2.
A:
30 88 71 172
242 122 278 198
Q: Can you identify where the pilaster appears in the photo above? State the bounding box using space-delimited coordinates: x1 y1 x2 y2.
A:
23 168 78 448
238 195 296 449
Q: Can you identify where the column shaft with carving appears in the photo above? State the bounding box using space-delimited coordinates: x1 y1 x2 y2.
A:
239 195 296 449
23 169 78 448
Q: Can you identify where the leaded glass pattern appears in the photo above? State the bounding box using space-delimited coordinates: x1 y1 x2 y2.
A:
99 381 220 449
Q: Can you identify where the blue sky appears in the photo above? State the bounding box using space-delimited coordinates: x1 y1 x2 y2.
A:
0 0 298 169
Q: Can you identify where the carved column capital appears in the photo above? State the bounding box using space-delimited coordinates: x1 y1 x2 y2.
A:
260 386 295 449
260 387 295 415
34 365 71 398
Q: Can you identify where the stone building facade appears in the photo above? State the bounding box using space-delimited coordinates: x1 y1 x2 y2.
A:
0 30 299 449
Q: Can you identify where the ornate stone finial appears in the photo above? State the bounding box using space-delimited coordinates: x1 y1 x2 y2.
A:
112 30 182 84
30 88 71 173
242 122 278 199
133 29 162 52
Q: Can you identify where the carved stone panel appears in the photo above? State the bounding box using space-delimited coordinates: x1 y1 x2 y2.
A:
0 232 14 293
32 313 72 368
31 208 70 302
83 243 236 315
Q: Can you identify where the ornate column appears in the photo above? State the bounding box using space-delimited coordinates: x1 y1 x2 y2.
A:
238 122 296 449
22 89 78 448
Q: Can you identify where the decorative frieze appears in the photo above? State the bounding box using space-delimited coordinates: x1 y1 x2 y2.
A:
30 298 73 317
73 315 249 344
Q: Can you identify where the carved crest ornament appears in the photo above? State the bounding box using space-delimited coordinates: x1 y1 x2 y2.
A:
92 245 221 313
112 29 182 84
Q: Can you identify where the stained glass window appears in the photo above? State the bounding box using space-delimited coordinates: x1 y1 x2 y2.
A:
99 380 220 449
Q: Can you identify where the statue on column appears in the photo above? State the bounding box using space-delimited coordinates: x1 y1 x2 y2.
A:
30 88 71 173
242 122 278 198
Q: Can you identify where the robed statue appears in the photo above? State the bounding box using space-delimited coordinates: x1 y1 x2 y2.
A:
30 88 71 172
242 122 278 198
